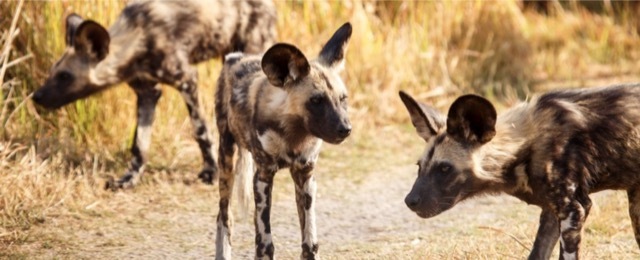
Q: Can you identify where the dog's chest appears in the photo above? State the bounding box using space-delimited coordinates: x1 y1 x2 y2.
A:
256 129 322 168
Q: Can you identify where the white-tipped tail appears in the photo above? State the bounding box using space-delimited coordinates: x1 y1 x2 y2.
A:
233 148 254 220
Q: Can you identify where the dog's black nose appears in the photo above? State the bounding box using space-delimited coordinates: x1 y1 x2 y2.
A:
405 194 420 209
337 123 352 137
33 90 44 103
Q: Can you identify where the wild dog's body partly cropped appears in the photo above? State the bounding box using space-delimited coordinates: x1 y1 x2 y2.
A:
214 23 352 259
400 84 640 260
32 0 277 189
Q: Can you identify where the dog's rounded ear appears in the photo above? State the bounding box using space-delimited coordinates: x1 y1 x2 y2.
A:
446 95 497 144
65 13 84 46
74 20 110 61
261 43 310 87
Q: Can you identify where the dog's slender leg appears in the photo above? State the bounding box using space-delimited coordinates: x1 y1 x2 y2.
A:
627 187 640 248
177 72 218 184
215 129 236 260
109 79 161 190
528 209 559 260
554 185 591 260
291 163 318 260
254 165 277 259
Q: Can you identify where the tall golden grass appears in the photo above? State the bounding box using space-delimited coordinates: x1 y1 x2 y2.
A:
1 0 640 253
2 1 640 142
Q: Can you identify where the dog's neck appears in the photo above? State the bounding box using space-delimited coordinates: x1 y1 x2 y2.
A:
475 102 536 193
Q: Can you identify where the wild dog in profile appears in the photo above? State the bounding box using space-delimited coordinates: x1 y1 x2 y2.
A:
32 0 277 190
214 23 352 259
399 84 640 260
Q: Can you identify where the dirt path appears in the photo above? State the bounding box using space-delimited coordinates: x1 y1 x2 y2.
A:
9 164 538 259
5 135 640 259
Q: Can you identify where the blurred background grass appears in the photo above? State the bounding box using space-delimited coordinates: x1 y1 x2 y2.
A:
1 0 640 256
2 0 640 147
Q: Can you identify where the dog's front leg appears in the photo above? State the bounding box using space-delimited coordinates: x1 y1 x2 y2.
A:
291 160 318 260
108 80 161 190
254 165 277 259
528 209 559 260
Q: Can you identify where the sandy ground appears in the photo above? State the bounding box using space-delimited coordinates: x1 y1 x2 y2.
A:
8 158 638 259
4 101 640 259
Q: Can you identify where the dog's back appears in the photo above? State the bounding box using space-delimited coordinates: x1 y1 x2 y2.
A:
525 83 640 191
114 0 277 64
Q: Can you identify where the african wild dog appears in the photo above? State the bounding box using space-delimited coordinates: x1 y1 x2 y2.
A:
399 84 640 260
32 0 277 190
214 23 352 259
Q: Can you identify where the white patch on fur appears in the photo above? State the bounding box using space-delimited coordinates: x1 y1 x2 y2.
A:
545 162 554 178
330 76 348 96
257 130 291 163
266 88 288 112
136 125 152 152
562 249 576 260
288 60 302 80
225 52 244 61
471 151 502 182
302 177 318 246
560 212 574 232
234 148 255 220
333 59 345 72
567 183 577 192
216 216 232 260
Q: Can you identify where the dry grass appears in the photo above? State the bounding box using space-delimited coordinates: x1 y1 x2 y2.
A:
2 0 640 258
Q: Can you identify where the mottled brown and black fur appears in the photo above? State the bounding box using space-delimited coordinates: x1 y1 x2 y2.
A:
214 23 352 259
32 0 277 189
400 83 640 260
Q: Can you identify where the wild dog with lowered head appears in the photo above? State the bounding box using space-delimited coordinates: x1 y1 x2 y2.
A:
32 0 277 189
399 84 640 260
214 23 352 259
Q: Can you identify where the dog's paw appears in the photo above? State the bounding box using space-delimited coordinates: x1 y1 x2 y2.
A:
105 172 139 191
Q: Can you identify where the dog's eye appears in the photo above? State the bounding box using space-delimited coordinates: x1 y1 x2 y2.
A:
310 96 323 105
440 164 451 173
56 71 73 82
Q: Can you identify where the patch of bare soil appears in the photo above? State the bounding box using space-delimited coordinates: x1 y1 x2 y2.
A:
5 155 640 259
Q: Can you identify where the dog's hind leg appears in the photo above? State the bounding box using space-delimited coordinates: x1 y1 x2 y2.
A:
177 71 218 184
627 187 640 248
291 162 319 260
108 79 161 190
215 128 236 260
